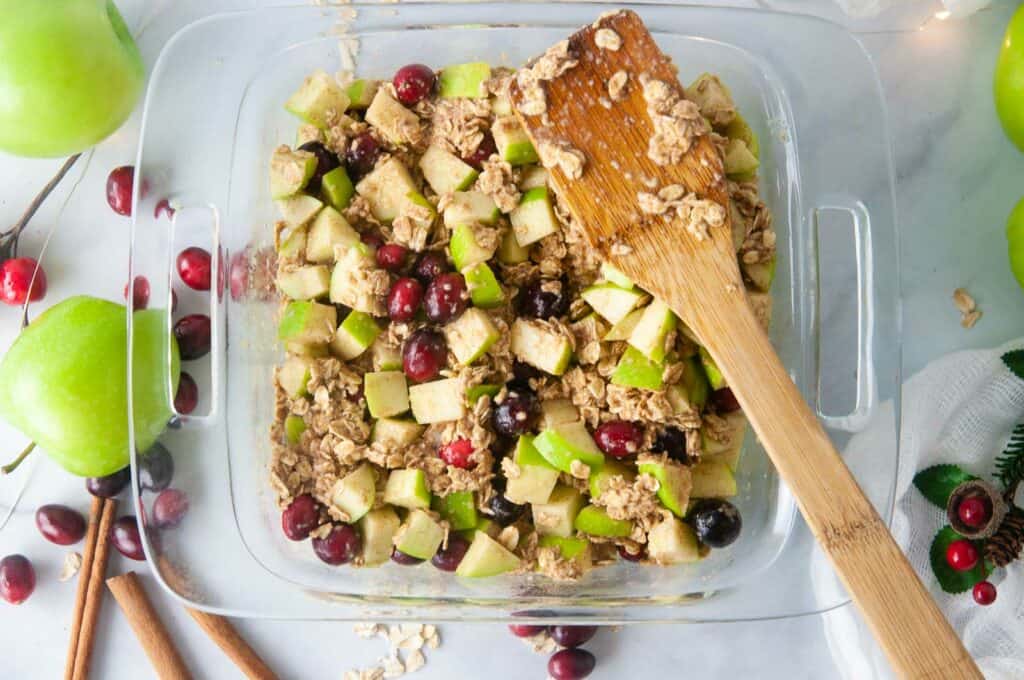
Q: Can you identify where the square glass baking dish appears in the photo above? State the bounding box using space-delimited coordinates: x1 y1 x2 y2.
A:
128 2 900 623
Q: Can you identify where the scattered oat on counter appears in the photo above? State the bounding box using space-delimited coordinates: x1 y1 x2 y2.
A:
346 623 442 679
594 27 622 51
953 287 982 329
59 552 82 582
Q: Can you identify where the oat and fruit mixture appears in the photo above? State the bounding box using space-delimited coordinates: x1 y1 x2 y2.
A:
268 51 775 579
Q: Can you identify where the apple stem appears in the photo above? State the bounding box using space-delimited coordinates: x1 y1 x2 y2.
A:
0 442 36 475
0 153 82 260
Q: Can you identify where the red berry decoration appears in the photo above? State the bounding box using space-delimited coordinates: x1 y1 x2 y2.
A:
593 421 643 458
712 387 742 413
376 243 408 272
945 539 979 572
0 257 46 305
463 131 497 170
124 275 151 310
423 272 467 323
152 489 189 529
550 625 597 648
972 580 997 606
393 64 436 105
177 246 212 291
281 494 319 541
175 371 199 414
402 328 446 383
106 165 136 216
0 555 36 604
110 516 146 561
509 624 547 638
957 496 991 529
173 314 211 360
154 198 175 220
35 505 87 545
387 277 423 322
438 438 475 469
548 648 596 680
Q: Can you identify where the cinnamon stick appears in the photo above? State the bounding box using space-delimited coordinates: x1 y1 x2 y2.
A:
71 497 118 680
63 496 103 680
186 608 278 680
107 572 192 680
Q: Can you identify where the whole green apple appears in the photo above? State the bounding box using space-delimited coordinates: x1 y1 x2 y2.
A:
0 296 180 476
0 0 144 157
1007 196 1024 288
995 4 1024 152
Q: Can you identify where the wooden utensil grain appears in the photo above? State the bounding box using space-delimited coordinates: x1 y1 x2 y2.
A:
510 10 980 679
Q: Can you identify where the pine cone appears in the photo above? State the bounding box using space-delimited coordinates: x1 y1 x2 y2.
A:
985 510 1024 568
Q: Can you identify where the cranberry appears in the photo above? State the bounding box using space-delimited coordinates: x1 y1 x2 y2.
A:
229 250 249 301
393 64 436 105
345 132 382 179
110 516 146 561
593 421 643 458
297 141 341 192
519 279 569 320
430 534 470 572
177 246 212 291
154 198 175 220
973 580 997 606
0 257 46 305
690 499 742 548
489 494 525 527
548 648 596 680
387 277 423 322
151 488 189 529
106 165 136 216
492 390 539 437
652 427 688 463
282 495 319 541
402 328 447 382
946 539 979 572
86 467 131 498
509 624 547 638
957 496 991 529
35 505 87 545
376 243 409 272
175 371 199 415
413 251 450 284
391 548 424 565
312 524 361 565
361 231 385 249
512 361 542 385
174 314 211 360
712 387 742 413
171 289 179 313
463 131 498 170
550 625 597 648
424 272 468 323
617 544 645 562
439 438 475 469
124 275 150 310
139 443 174 492
0 555 36 605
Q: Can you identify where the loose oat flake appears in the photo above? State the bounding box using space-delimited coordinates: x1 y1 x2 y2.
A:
347 624 442 679
953 287 982 329
59 552 82 582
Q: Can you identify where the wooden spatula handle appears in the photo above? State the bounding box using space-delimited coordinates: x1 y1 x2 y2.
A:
689 294 980 679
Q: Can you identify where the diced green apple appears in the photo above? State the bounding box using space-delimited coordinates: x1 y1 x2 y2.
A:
371 418 424 448
581 284 645 325
371 338 402 371
518 165 548 190
464 263 504 308
699 346 727 390
329 245 382 314
603 308 644 342
295 124 324 147
531 485 584 538
538 535 592 566
573 505 633 538
691 461 738 498
394 509 445 559
285 70 351 129
723 138 759 179
438 62 491 98
725 113 760 159
275 194 324 228
363 371 409 418
702 411 747 470
627 299 676 362
277 224 307 259
600 263 634 289
408 378 465 424
444 308 499 365
510 187 558 246
497 228 531 264
383 469 432 510
455 531 521 577
742 257 776 292
359 507 400 565
331 310 380 360
647 516 701 565
637 457 692 517
588 459 635 500
345 78 380 109
306 206 361 263
278 301 337 346
493 116 538 165
284 415 306 444
355 157 420 222
365 87 421 145
276 265 330 301
685 73 736 129
284 340 327 358
270 146 317 199
331 463 377 522
466 383 501 404
419 144 479 195
510 319 572 376
321 166 355 210
540 399 579 429
533 421 605 473
490 93 512 116
443 191 500 229
450 224 497 271
504 435 561 505
278 356 312 398
433 490 478 531
610 346 664 390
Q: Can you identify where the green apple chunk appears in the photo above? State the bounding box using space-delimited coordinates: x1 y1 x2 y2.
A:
504 435 561 505
702 411 747 470
747 290 772 332
419 144 479 195
321 166 355 211
699 346 727 390
627 299 676 362
295 124 323 147
588 460 636 500
725 113 760 159
409 378 466 424
637 457 693 517
443 191 500 229
456 531 521 577
355 157 420 222
540 399 579 430
384 469 432 510
365 87 420 145
444 308 499 365
278 301 337 346
466 383 501 404
284 415 306 444
573 505 633 538
518 166 548 190
433 490 478 531
345 78 380 109
276 194 324 228
538 535 592 566
581 284 644 325
371 417 424 447
307 206 360 263
359 506 400 565
534 421 605 474
510 187 558 246
439 62 491 98
723 138 759 179
647 517 701 565
460 516 501 543
464 263 505 308
270 146 317 199
532 485 585 537
371 338 402 371
665 357 709 413
685 73 736 129
278 356 312 398
331 463 377 522
610 346 664 390
394 509 445 559
742 257 776 293
329 246 382 314
600 263 634 289
691 461 738 498
285 340 327 358
510 319 573 376
498 228 531 265
493 116 539 166
278 224 308 260
603 308 643 342
364 371 409 418
331 311 380 360
285 70 350 129
276 265 330 301
450 224 497 271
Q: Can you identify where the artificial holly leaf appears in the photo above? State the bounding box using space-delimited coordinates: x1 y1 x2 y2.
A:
913 465 978 509
1003 349 1024 381
929 526 985 594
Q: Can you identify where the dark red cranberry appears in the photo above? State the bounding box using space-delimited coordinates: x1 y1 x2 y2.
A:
0 257 46 305
345 132 382 179
124 275 150 310
509 624 547 638
594 421 643 458
519 279 569 319
652 427 688 463
0 555 36 604
402 328 447 382
35 505 87 545
312 524 361 565
430 534 470 572
297 140 341 192
281 494 319 541
151 488 189 529
174 314 211 360
512 361 542 385
229 250 249 301
110 516 146 561
393 64 436 105
439 438 475 469
549 648 596 680
946 539 979 572
489 494 525 526
973 581 997 606
413 251 450 283
86 467 131 498
387 277 423 322
171 289 179 313
376 243 409 272
690 499 742 548
617 545 645 562
712 387 742 413
106 165 136 216
550 625 597 648
957 496 991 529
154 198 175 220
360 231 385 249
175 371 199 415
424 272 467 323
139 443 174 492
177 247 212 291
463 131 498 170
492 390 539 437
391 548 424 565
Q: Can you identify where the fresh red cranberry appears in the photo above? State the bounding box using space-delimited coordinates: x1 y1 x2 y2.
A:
463 131 498 170
124 275 150 310
151 488 189 529
652 427 688 463
86 467 131 498
973 580 997 606
154 198 175 220
377 243 409 272
297 141 341 192
360 231 385 249
0 555 36 605
957 496 991 529
175 372 199 415
439 438 475 469
512 360 542 385
387 277 423 322
550 625 597 648
282 494 319 541
519 279 569 319
391 548 424 565
712 387 742 413
945 539 979 572
691 499 743 548
173 314 211 360
617 545 645 562
177 246 212 291
393 64 436 105
402 328 447 382
345 132 382 179
139 443 174 492
430 534 470 572
548 648 596 680
110 516 146 561
35 505 86 545
106 165 136 216
312 524 361 565
509 624 547 638
0 257 46 305
424 272 467 323
229 250 248 301
413 251 450 284
492 390 539 437
594 421 643 458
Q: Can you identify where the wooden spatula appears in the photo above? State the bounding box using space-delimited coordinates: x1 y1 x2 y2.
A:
510 10 979 680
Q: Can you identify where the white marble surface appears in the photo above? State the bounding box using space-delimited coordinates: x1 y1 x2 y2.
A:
1 1 1022 677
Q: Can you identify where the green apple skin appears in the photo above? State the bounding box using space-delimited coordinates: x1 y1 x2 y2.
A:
1007 196 1024 288
995 5 1024 152
0 297 179 476
0 0 145 157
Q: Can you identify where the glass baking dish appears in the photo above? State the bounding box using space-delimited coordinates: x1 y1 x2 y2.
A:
128 2 900 623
